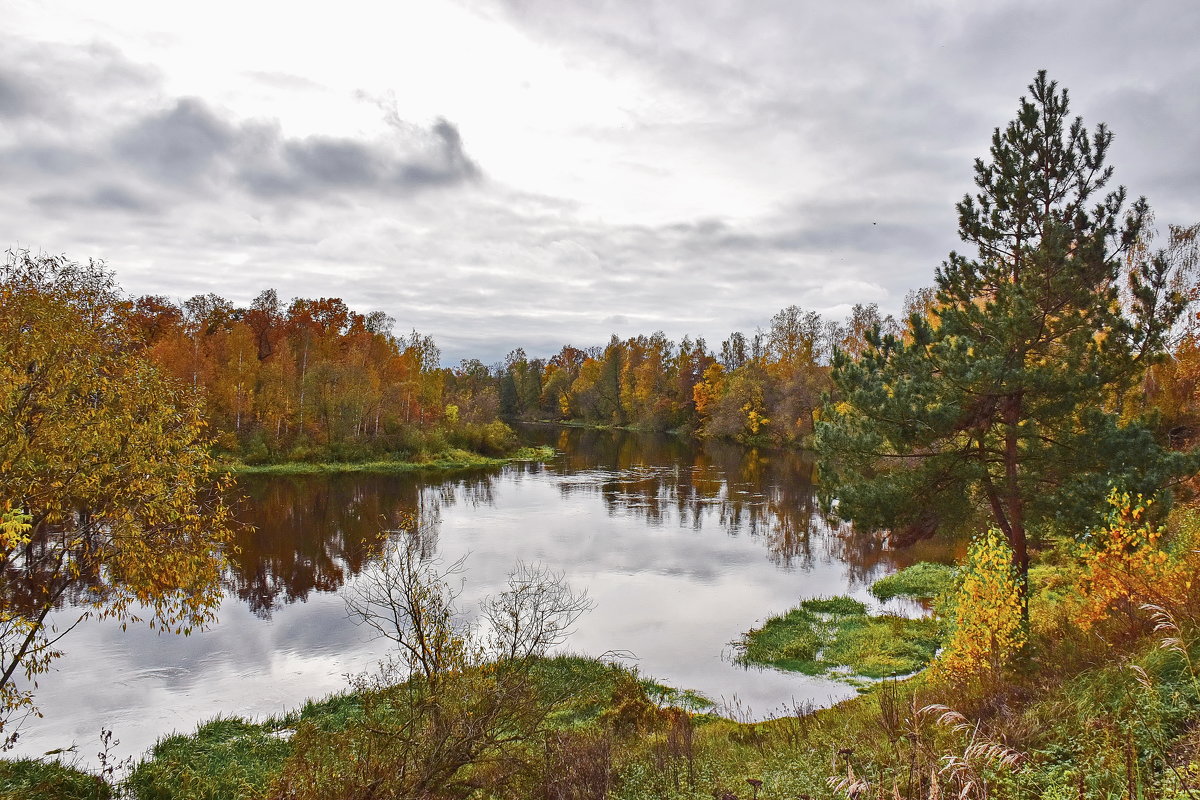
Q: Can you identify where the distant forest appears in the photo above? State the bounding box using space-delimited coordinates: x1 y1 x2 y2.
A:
125 277 1200 463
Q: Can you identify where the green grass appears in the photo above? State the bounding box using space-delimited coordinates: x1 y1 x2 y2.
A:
869 562 957 602
641 679 716 713
222 445 555 475
738 595 941 680
125 716 292 800
0 759 110 800
799 596 869 615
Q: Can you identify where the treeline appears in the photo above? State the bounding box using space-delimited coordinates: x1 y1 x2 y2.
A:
489 280 1200 452
124 279 1200 459
124 290 515 463
487 300 923 445
117 288 914 456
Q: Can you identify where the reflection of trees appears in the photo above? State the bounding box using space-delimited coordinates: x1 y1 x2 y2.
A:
831 530 967 590
221 428 963 618
226 470 499 618
522 425 960 573
528 428 829 568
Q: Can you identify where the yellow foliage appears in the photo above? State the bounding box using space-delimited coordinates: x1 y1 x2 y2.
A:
933 528 1026 683
1072 489 1188 630
0 505 31 551
742 404 770 435
0 252 235 741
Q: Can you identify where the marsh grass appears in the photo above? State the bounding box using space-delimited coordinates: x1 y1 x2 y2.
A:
738 596 940 679
124 716 292 800
869 562 957 602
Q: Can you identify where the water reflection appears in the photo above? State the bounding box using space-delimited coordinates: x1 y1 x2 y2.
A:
226 426 957 619
227 472 486 617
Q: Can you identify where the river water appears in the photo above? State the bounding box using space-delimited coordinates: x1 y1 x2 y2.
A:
10 426 952 766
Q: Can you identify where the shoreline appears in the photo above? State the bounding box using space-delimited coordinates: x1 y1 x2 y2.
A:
217 445 557 476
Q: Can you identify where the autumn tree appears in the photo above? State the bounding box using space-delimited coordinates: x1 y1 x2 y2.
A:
817 72 1194 585
0 251 233 744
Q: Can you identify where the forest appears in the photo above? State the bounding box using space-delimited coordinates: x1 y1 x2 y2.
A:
121 270 1200 464
116 282 912 459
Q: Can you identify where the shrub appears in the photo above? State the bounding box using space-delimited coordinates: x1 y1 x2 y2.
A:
932 528 1026 683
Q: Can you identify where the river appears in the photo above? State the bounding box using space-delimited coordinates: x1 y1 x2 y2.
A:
10 425 952 767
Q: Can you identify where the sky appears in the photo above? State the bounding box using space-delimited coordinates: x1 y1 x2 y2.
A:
4 1 1199 365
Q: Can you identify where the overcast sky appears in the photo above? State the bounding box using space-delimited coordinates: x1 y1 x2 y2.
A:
4 1 1199 364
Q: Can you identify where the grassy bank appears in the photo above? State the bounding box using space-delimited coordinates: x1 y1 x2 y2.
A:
221 445 556 476
15 622 1200 799
25 627 1200 800
121 656 712 800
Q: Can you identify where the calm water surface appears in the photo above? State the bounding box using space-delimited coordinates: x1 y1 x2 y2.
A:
13 426 952 765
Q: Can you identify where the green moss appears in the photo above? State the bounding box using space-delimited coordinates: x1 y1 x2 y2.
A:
0 759 110 800
739 595 941 680
869 562 957 602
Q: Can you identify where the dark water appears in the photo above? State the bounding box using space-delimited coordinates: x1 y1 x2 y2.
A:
13 426 953 765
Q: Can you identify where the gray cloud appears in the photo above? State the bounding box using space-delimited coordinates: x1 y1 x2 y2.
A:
105 98 482 201
0 73 35 119
242 117 480 196
0 37 482 219
31 184 153 214
115 98 236 184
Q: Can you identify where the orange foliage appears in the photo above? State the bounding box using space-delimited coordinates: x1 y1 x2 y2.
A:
1073 490 1194 630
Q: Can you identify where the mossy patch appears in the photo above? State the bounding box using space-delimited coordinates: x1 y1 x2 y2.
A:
869 562 957 602
738 596 941 680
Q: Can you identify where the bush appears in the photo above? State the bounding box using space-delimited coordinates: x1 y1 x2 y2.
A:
447 420 519 457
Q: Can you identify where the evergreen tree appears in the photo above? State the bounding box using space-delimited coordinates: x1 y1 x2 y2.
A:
816 72 1193 582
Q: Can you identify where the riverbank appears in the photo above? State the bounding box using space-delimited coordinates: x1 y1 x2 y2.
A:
220 445 556 475
15 622 1200 800
13 439 1200 799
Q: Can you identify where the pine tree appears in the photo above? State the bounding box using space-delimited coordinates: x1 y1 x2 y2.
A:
816 72 1194 582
